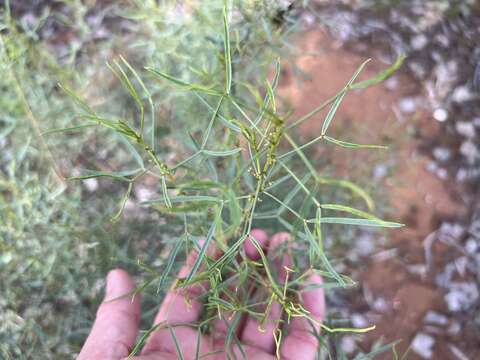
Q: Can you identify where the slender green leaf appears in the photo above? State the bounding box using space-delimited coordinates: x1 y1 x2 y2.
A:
185 211 218 283
351 54 406 90
320 203 381 221
324 136 388 149
117 134 145 169
308 217 403 228
41 124 96 136
69 169 140 182
58 83 94 115
142 195 221 205
303 223 345 286
157 237 184 293
127 323 163 359
202 148 242 157
161 176 172 208
317 177 374 211
110 182 133 222
168 326 185 360
321 91 346 136
201 96 224 148
321 59 370 135
223 6 232 94
146 67 221 96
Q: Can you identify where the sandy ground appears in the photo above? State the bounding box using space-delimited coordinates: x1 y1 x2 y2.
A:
279 29 473 359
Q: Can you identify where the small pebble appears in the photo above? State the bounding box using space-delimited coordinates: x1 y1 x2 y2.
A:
445 282 479 312
433 147 451 162
411 332 435 359
452 85 473 102
83 178 98 192
433 108 448 122
135 186 155 203
398 97 417 114
373 297 388 312
460 141 479 163
436 168 448 180
340 335 356 354
424 311 448 326
411 34 428 50
455 121 476 138
351 313 368 328
465 239 478 254
384 76 399 91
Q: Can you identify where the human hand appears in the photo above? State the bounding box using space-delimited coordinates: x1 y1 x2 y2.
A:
78 230 326 359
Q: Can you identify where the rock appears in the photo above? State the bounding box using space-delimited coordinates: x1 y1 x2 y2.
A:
341 335 356 354
384 76 399 91
83 178 98 192
373 164 388 180
355 233 376 256
460 141 479 163
436 168 448 180
444 282 479 312
135 186 155 203
411 34 428 50
452 85 474 102
465 238 478 254
433 147 451 162
434 34 449 47
426 161 438 174
373 297 388 312
433 108 448 122
398 97 417 114
456 168 468 182
454 256 468 277
424 311 448 326
455 121 476 138
351 313 368 328
409 62 427 78
439 222 465 241
411 332 435 359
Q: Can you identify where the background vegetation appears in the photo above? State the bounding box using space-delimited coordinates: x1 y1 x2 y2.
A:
1 1 403 358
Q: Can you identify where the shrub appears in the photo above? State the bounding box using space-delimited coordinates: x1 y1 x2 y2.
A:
0 0 404 358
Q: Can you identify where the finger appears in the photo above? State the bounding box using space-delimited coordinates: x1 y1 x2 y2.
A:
280 273 325 360
212 229 270 341
240 232 291 353
78 269 140 360
142 241 217 356
244 228 269 261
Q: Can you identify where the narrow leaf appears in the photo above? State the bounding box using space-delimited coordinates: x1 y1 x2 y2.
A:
320 203 381 220
308 217 403 228
161 176 172 208
351 54 406 90
41 124 95 135
142 195 221 205
157 237 184 293
324 136 388 149
185 213 218 283
223 6 232 94
202 148 242 157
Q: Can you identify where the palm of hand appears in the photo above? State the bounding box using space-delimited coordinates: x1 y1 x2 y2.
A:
78 231 325 360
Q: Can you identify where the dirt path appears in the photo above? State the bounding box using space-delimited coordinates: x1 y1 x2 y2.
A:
279 29 470 359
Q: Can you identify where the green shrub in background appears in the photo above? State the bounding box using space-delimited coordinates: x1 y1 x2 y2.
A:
0 1 404 358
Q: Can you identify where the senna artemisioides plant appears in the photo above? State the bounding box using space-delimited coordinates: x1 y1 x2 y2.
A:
50 1 405 357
